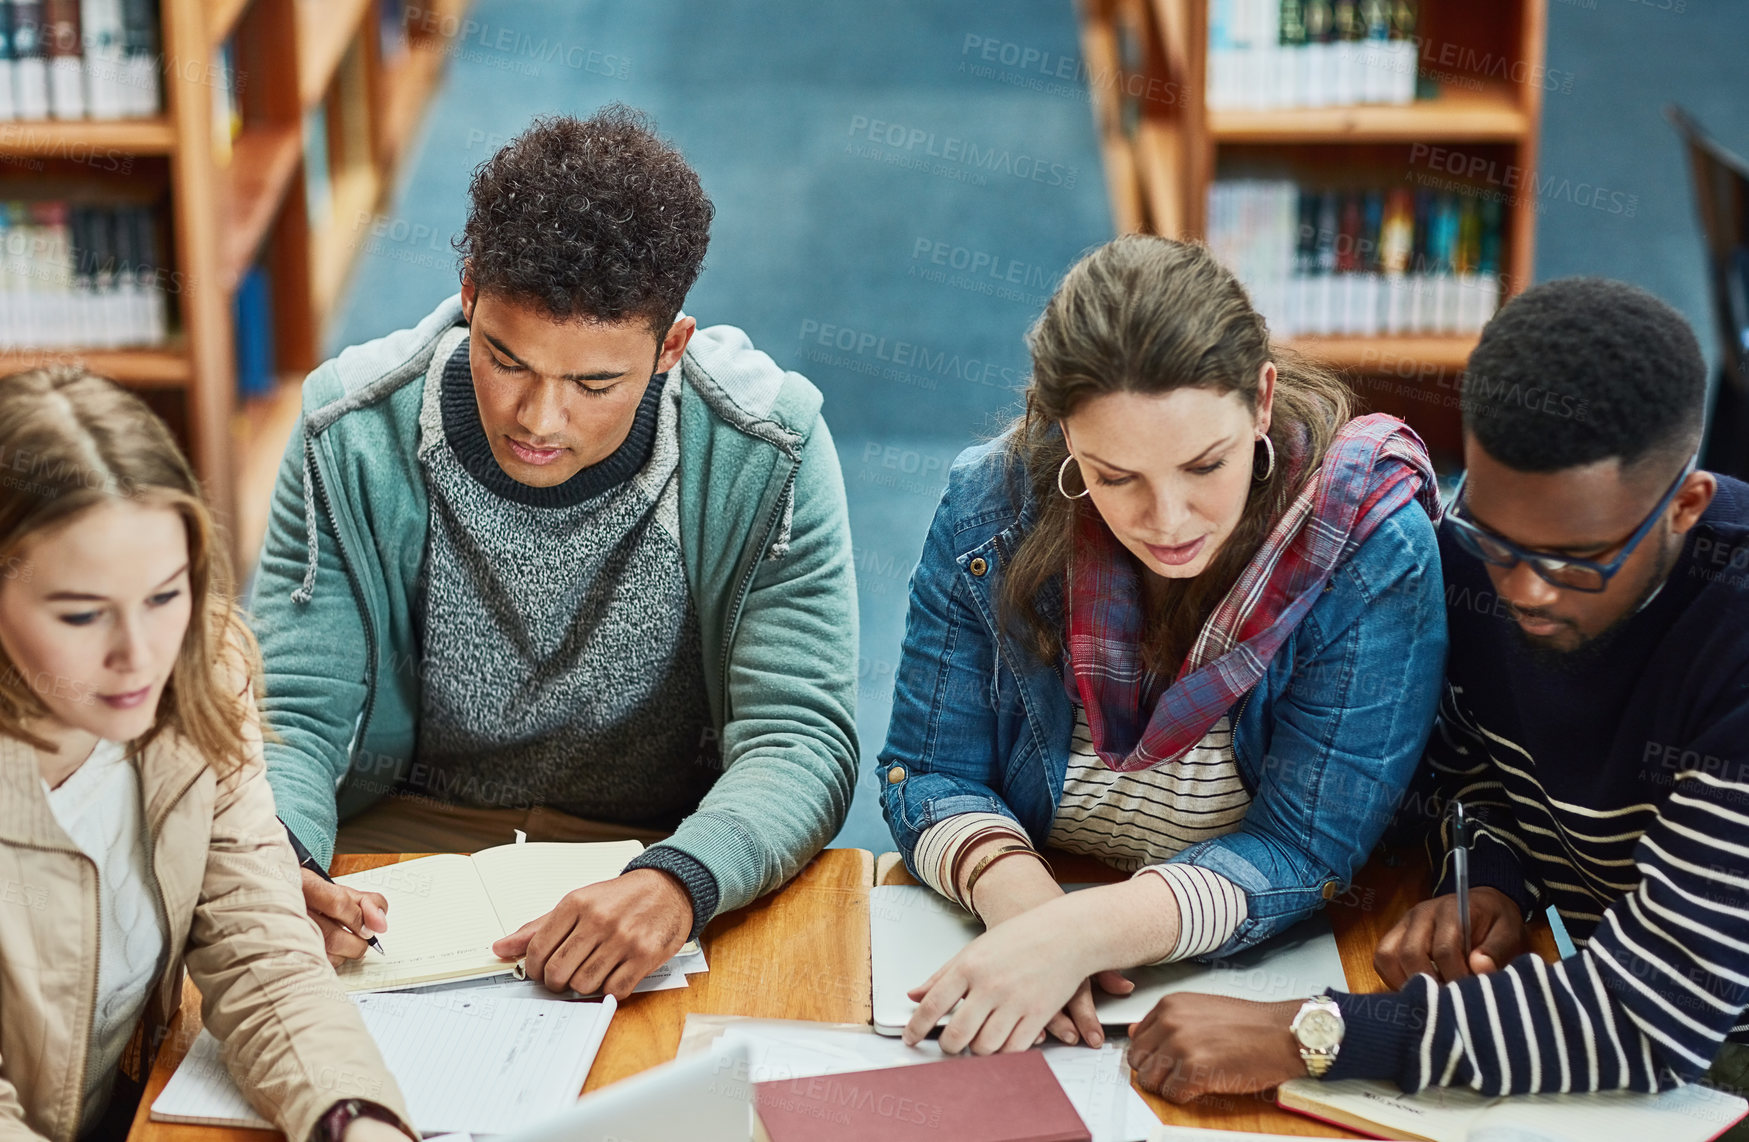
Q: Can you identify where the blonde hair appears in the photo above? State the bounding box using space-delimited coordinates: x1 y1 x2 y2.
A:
0 366 261 769
1003 235 1355 672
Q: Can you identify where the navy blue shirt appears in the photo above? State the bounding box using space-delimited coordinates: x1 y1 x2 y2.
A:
1331 476 1749 1093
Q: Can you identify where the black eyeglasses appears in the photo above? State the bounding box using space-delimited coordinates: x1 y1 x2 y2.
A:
1443 457 1696 593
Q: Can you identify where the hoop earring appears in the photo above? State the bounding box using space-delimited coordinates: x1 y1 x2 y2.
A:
1057 453 1091 499
1253 433 1276 483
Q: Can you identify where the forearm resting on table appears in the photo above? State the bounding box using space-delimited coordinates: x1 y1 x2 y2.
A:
955 834 1183 969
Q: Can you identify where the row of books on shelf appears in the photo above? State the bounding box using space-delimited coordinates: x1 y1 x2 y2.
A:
1207 178 1502 338
0 199 168 349
1209 0 1419 111
0 0 161 120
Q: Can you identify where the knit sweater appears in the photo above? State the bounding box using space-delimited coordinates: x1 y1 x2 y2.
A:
1328 476 1749 1093
412 334 720 926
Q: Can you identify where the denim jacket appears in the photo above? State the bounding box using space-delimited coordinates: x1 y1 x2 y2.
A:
877 436 1447 958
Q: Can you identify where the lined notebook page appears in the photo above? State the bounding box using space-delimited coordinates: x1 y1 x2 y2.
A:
470 840 646 933
333 855 508 991
153 992 618 1135
1280 1079 1748 1142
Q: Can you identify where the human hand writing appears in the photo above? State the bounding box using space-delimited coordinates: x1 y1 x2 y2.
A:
299 869 389 967
1374 886 1525 988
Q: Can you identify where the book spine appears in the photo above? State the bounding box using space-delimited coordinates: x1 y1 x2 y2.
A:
42 0 80 118
1331 0 1360 108
1359 0 1390 104
31 200 72 346
134 204 166 344
11 0 47 119
1279 0 1306 110
1303 0 1333 107
0 201 13 349
68 202 93 345
0 1 15 120
1389 0 1417 104
79 0 122 118
117 0 156 116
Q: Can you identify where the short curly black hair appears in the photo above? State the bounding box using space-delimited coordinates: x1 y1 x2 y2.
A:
455 106 713 334
1462 277 1706 475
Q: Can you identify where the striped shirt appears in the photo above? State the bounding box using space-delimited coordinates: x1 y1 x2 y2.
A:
914 707 1252 960
1331 479 1749 1094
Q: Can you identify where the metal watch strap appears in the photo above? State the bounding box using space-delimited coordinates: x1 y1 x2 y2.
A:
1291 995 1345 1079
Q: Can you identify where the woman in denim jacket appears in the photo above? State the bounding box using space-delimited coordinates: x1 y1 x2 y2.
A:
879 236 1447 1057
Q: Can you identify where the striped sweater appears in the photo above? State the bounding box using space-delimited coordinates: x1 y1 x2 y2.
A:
914 707 1253 961
1330 476 1749 1094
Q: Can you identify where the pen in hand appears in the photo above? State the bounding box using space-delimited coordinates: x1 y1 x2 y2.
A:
304 858 387 956
1449 798 1472 969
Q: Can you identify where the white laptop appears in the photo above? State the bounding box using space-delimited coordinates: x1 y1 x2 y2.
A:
502 1043 753 1142
870 883 1349 1035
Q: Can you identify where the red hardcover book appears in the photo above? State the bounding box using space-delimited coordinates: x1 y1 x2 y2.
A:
754 1051 1091 1142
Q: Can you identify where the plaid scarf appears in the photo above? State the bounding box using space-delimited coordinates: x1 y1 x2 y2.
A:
1064 413 1440 773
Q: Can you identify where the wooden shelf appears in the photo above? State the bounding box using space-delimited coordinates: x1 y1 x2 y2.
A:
0 346 192 386
377 38 444 173
218 122 304 292
207 0 252 47
297 0 373 108
1284 334 1478 372
310 161 381 318
0 118 177 155
232 373 302 565
1210 83 1530 145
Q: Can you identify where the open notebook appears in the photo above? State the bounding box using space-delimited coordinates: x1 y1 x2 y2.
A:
1277 1078 1749 1142
333 839 645 992
151 990 616 1135
870 884 1348 1035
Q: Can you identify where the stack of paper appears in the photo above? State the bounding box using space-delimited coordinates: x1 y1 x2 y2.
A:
152 990 616 1135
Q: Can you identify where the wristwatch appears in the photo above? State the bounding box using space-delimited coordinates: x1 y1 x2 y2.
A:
1289 995 1346 1078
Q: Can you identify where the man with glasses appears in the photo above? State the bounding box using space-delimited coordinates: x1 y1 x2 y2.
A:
1124 278 1749 1112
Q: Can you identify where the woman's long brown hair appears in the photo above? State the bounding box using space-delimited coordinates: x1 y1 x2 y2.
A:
1001 235 1355 673
0 366 261 770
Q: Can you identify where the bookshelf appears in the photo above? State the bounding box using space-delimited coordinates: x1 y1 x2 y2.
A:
0 0 467 570
1077 0 1548 461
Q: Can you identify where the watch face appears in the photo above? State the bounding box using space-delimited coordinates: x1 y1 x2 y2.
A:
1297 1009 1343 1050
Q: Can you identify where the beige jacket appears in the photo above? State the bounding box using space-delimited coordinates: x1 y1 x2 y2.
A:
0 718 412 1142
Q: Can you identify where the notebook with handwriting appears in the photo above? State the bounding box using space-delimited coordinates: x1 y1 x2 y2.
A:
755 1050 1090 1142
151 991 616 1135
1277 1077 1749 1142
870 884 1347 1035
332 839 646 992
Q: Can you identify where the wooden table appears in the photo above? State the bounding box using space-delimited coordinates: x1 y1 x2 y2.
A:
874 846 1560 1138
130 844 1556 1141
127 848 874 1142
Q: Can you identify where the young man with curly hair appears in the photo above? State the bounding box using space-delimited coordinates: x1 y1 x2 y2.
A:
1123 279 1749 1116
250 107 858 998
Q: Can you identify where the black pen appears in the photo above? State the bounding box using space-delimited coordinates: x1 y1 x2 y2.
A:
1450 799 1472 960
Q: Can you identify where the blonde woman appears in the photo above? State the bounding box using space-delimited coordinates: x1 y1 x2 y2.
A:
0 368 411 1142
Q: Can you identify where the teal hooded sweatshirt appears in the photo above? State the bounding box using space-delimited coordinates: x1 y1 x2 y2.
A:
249 294 859 926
